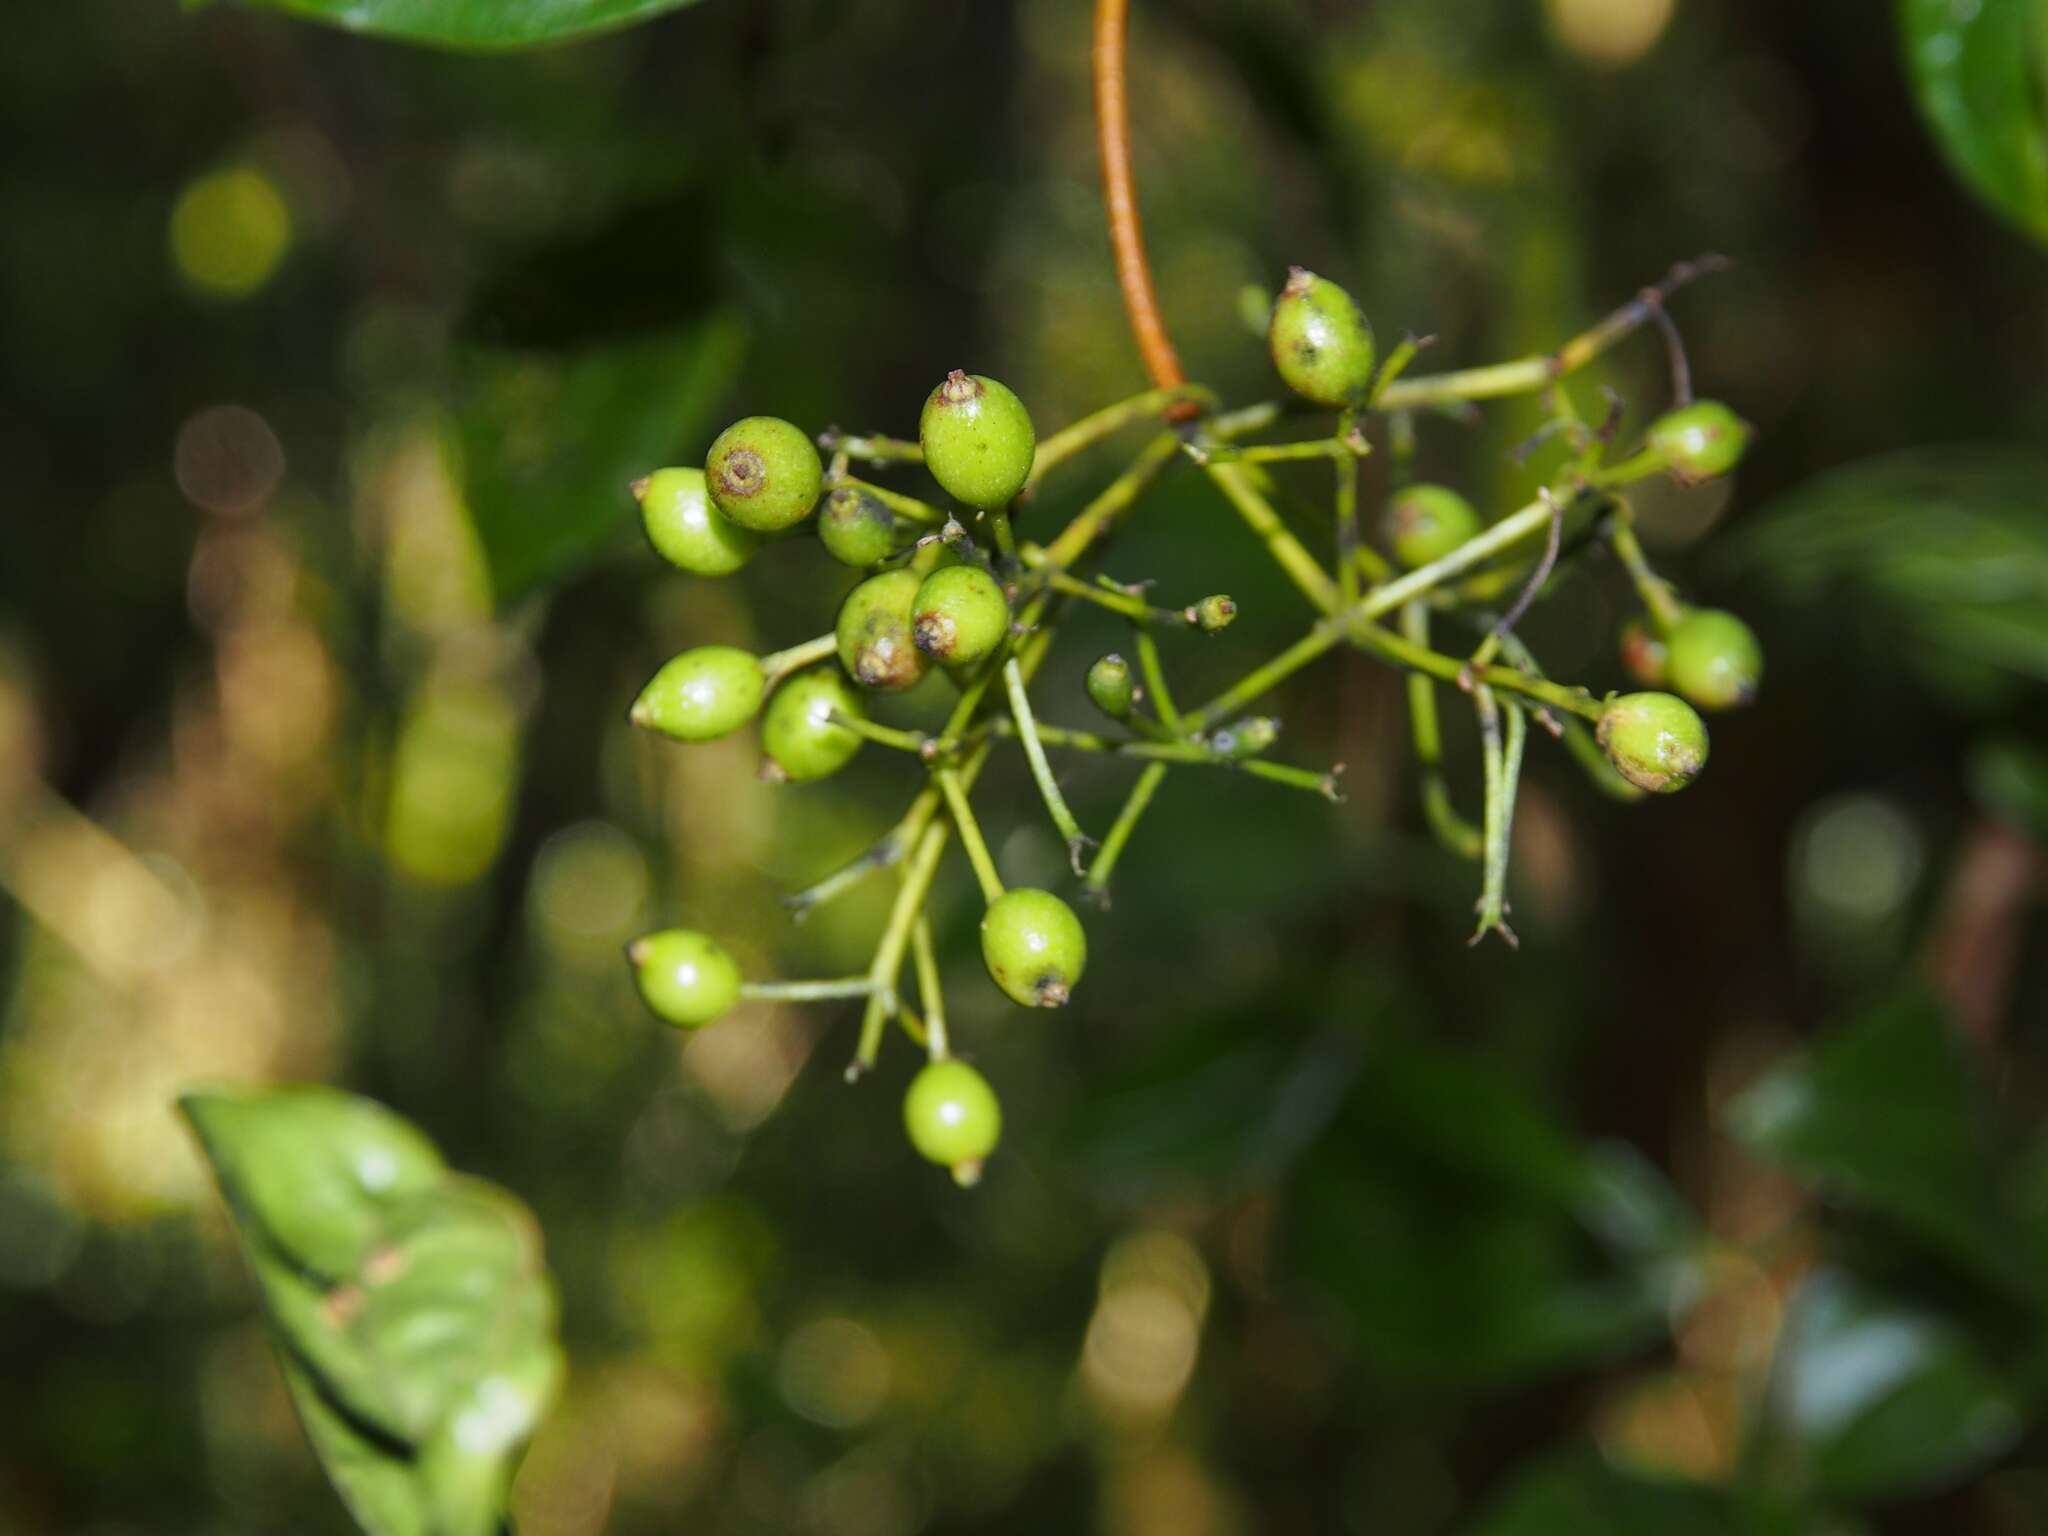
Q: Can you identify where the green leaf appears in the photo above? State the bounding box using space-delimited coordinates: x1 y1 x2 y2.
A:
1467 1446 1739 1536
1287 1036 1705 1389
1970 736 2048 840
1730 448 2048 706
1727 992 2029 1300
229 0 710 52
181 1086 562 1536
1767 1269 2022 1500
1900 0 2048 245
453 312 747 605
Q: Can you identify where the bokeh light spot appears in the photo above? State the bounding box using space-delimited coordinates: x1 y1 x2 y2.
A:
1546 0 1676 69
169 169 292 299
174 405 284 518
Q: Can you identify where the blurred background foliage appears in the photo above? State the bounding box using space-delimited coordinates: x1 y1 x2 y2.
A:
1 0 2045 1532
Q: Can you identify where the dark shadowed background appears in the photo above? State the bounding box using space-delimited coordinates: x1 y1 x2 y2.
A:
2 0 2046 1531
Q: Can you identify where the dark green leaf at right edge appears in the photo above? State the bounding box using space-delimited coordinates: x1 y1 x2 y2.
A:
230 0 708 52
181 1087 563 1536
1726 991 2030 1301
1900 0 2048 245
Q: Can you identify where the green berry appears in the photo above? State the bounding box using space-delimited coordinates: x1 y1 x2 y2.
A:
980 887 1087 1008
1211 716 1279 759
1385 484 1481 569
919 371 1036 510
1664 608 1763 712
705 416 824 531
1646 401 1751 484
835 569 931 693
1618 619 1670 689
912 564 1010 666
1086 654 1135 720
1192 594 1237 632
760 668 865 783
636 467 761 576
1268 267 1376 407
902 1059 1002 1186
629 929 742 1028
818 486 896 569
1597 691 1709 794
630 645 764 742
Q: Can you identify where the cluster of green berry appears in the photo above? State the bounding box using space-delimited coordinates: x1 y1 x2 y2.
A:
614 260 1760 1184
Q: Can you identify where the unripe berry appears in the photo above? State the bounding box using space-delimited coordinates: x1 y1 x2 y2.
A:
630 645 764 742
705 416 824 531
1618 618 1670 689
1646 401 1751 484
1211 716 1279 759
1385 484 1481 570
1664 607 1763 712
835 569 931 693
636 467 760 575
629 928 742 1028
912 564 1010 666
818 486 896 569
760 667 865 783
1597 691 1709 794
1268 267 1376 407
902 1059 1002 1186
918 372 1036 510
980 887 1087 1008
1086 654 1135 720
1192 594 1237 632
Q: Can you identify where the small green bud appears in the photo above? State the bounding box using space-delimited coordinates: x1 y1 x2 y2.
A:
902 1059 1002 1186
835 569 931 693
1618 618 1671 689
629 928 742 1028
818 486 896 569
912 564 1010 666
1597 691 1709 794
1385 483 1481 569
760 667 865 783
1191 594 1238 632
1086 654 1135 720
1211 716 1279 759
705 415 824 531
630 645 764 742
980 887 1087 1008
1646 401 1751 484
919 371 1036 510
1268 267 1376 407
1664 607 1763 712
636 467 760 576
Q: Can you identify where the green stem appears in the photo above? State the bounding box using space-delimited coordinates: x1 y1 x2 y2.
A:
821 430 923 467
1470 690 1526 947
829 712 936 754
1241 759 1343 798
911 915 948 1060
740 977 877 1002
1401 600 1482 860
986 506 1019 564
1335 433 1361 609
1132 627 1182 734
1004 657 1090 863
1084 760 1167 902
936 767 1005 906
1040 570 1186 626
1026 385 1214 491
759 633 839 687
1202 461 1341 613
785 787 938 917
853 820 950 1076
1607 513 1686 633
1041 432 1186 569
830 474 946 526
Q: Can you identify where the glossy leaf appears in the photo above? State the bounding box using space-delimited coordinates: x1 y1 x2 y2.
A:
229 0 710 53
1727 993 2028 1300
1767 1269 2022 1500
1900 0 2048 244
453 313 747 605
181 1087 562 1536
1288 1035 1705 1388
1731 449 2048 705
